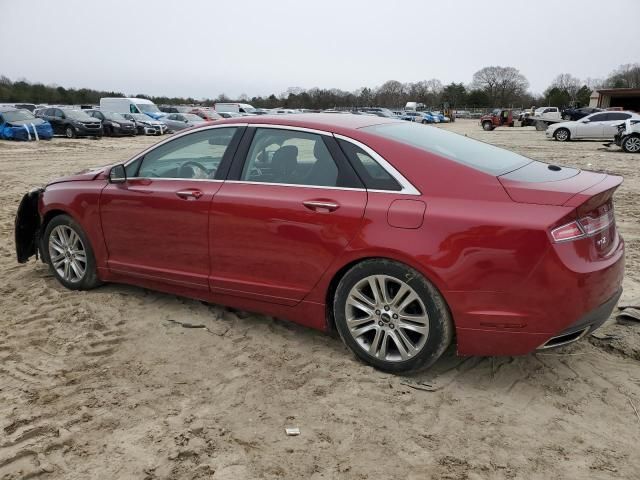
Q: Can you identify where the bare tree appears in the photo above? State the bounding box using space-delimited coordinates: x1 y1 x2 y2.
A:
606 63 640 88
550 73 582 101
472 66 529 106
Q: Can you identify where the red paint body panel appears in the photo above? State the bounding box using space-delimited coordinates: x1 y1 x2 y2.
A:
100 178 223 289
209 182 366 304
33 115 626 358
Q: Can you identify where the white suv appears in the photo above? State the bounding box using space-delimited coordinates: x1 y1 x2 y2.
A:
546 111 640 141
534 107 561 120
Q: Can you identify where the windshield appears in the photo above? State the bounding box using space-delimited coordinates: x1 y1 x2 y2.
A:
105 112 127 121
362 122 531 176
131 113 151 121
64 110 94 121
137 103 160 113
2 110 35 122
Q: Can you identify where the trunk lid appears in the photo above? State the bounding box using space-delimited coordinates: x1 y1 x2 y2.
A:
499 161 622 258
498 161 614 206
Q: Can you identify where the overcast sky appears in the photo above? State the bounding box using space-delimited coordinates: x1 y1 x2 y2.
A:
1 0 639 99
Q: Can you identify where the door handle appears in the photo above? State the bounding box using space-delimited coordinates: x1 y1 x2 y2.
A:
303 200 339 212
176 189 203 200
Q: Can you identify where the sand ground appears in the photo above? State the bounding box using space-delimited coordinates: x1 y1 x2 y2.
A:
1 120 639 479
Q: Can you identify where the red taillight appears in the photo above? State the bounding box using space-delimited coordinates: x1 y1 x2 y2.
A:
550 209 615 243
551 221 584 242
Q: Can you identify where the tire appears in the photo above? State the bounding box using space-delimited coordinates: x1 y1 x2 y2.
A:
333 259 454 373
43 214 102 290
65 126 76 139
622 135 640 153
421 119 427 124
554 128 571 142
482 121 494 131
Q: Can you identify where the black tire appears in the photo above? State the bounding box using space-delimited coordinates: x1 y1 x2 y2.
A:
622 135 640 153
421 119 427 124
65 126 76 139
333 259 453 373
43 214 102 290
554 128 571 142
482 121 494 131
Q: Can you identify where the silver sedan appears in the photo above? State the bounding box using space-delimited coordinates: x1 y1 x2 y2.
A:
162 113 208 132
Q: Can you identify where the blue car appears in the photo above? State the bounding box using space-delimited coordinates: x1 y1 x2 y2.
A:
0 107 53 141
417 112 436 124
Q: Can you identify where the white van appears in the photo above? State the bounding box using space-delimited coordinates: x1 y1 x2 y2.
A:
99 97 164 119
214 103 256 114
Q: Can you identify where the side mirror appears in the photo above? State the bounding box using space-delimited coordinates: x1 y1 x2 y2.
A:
109 164 127 184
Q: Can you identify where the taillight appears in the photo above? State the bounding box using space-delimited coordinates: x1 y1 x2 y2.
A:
550 209 615 243
551 221 584 242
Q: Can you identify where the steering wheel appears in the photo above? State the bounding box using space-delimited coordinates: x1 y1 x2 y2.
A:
179 160 212 179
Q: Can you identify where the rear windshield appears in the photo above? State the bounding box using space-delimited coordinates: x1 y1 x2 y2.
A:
362 122 531 175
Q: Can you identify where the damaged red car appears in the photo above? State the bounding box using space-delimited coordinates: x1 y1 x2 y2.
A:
15 114 624 373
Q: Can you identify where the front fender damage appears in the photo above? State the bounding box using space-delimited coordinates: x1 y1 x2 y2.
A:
15 188 44 263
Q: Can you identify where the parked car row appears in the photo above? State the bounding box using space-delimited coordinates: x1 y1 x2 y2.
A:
546 110 640 143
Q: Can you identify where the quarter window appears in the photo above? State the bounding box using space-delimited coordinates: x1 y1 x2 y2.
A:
241 128 339 187
338 140 400 191
134 127 238 179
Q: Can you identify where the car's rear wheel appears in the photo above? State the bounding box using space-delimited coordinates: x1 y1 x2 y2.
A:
482 121 493 131
554 128 570 142
622 135 640 153
65 126 76 139
44 215 101 290
333 259 453 373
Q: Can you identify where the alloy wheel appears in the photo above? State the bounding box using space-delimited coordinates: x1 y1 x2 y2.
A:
345 275 429 362
624 136 640 153
555 129 569 141
48 225 87 283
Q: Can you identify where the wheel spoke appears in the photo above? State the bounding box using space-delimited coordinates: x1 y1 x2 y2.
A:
368 328 384 356
53 256 65 269
351 288 376 309
350 323 376 338
63 260 70 280
397 291 419 313
70 259 83 279
388 330 410 360
347 315 375 328
398 313 429 326
395 328 418 357
347 295 374 316
374 275 391 304
390 283 411 309
398 322 429 336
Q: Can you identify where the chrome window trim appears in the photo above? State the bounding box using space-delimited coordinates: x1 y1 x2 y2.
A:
120 122 420 195
224 179 364 191
125 177 224 183
333 133 421 195
123 123 248 167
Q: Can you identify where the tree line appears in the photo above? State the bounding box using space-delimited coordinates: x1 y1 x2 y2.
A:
1 63 638 110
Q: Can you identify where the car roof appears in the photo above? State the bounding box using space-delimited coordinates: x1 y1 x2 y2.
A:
215 113 398 134
0 106 21 113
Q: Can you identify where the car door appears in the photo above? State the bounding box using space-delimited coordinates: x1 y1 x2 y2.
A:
603 112 632 138
209 126 367 305
46 109 62 134
574 112 608 138
100 126 242 289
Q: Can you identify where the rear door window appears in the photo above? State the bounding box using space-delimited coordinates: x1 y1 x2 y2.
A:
589 113 608 122
241 128 340 187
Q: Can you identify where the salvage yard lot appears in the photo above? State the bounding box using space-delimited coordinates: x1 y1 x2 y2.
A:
1 119 639 479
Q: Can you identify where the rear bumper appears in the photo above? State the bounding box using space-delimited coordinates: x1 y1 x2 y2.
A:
537 288 621 349
453 235 624 356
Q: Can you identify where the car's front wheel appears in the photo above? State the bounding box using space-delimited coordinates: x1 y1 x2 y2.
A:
482 121 493 131
44 215 102 290
622 135 640 153
554 128 570 142
333 259 453 373
65 126 76 139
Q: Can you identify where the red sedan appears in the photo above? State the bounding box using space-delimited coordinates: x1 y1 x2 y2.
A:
15 114 624 373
